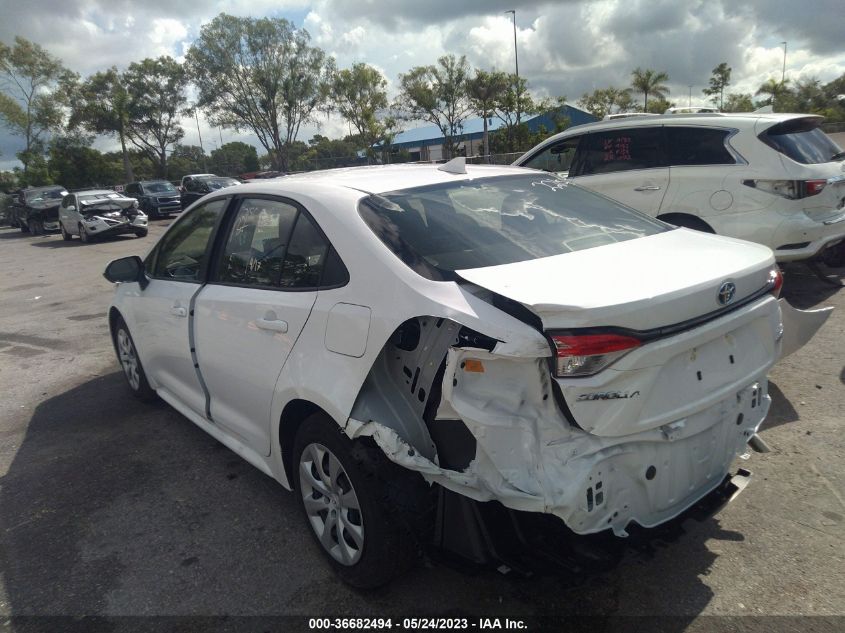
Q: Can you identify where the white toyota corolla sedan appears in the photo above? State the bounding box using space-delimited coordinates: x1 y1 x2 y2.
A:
104 160 813 587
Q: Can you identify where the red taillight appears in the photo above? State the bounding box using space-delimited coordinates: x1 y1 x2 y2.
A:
550 333 641 377
803 179 827 197
769 268 783 297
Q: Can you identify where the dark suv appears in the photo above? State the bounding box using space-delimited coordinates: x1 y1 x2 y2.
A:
123 181 181 219
180 176 240 209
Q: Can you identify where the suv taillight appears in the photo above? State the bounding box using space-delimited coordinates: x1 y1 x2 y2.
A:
742 179 827 199
549 333 641 377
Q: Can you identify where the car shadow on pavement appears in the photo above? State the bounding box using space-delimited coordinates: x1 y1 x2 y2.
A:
781 262 843 309
759 381 800 430
0 373 738 623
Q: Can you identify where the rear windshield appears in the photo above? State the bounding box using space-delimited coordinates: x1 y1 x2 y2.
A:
760 119 842 164
359 174 668 280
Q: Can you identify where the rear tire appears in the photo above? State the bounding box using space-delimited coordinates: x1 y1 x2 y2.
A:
293 413 426 588
113 316 156 401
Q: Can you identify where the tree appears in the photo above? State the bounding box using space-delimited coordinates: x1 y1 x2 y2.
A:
48 133 122 189
169 144 209 178
630 68 670 111
0 37 76 177
332 63 389 162
577 87 634 119
69 67 136 181
702 63 731 110
723 93 755 112
755 78 790 110
467 69 510 161
210 141 259 175
490 74 538 152
122 56 188 178
186 14 334 172
398 54 472 160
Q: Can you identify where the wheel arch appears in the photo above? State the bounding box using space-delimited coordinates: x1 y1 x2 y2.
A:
656 212 716 233
279 399 329 485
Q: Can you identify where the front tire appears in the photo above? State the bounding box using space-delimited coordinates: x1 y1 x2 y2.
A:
60 222 72 241
78 223 90 243
135 229 148 238
113 316 156 401
293 413 423 588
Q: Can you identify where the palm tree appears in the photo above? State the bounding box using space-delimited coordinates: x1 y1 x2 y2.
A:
630 68 670 111
755 77 790 110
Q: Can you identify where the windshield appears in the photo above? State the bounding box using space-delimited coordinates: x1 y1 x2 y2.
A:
359 174 669 281
760 119 843 164
143 182 177 193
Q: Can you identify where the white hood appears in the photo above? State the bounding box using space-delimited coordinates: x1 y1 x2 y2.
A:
457 228 776 331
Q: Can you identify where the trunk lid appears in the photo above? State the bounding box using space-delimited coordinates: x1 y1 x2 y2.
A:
456 228 775 332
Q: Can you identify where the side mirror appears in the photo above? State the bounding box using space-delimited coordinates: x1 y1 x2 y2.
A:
104 256 149 289
65 205 76 212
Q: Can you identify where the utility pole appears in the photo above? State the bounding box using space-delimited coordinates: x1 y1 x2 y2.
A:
505 10 520 124
688 85 692 107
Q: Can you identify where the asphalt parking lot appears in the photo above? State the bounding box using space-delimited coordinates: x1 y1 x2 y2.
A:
0 220 843 631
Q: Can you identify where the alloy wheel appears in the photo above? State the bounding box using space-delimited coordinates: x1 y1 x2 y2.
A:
117 328 141 391
299 443 365 566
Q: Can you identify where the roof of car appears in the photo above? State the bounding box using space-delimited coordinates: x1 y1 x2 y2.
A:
560 111 821 135
239 163 533 196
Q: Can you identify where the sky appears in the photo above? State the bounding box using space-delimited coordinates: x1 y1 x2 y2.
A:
2 0 845 171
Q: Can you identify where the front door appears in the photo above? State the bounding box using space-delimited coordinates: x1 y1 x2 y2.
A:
131 198 228 415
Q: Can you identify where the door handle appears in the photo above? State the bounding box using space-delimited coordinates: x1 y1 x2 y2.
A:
256 318 288 333
170 306 187 318
634 185 661 191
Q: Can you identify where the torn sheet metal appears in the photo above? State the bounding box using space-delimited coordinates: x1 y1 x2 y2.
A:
777 298 834 359
347 346 770 537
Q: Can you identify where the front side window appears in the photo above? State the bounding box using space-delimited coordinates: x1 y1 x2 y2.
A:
359 174 668 280
521 136 582 174
218 198 298 287
150 198 228 282
572 127 664 176
665 127 736 165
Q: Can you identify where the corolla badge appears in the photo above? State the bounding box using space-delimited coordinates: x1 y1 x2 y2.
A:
717 281 736 306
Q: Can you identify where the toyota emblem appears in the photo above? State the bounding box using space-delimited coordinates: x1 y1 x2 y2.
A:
718 281 736 306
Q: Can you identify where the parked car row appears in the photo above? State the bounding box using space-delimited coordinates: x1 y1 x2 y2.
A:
103 143 834 587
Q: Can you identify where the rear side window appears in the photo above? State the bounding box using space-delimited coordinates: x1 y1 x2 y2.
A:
359 174 668 280
665 127 736 165
760 118 842 164
572 127 664 176
279 213 331 289
218 198 299 287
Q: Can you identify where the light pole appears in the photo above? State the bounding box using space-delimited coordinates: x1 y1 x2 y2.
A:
194 109 208 172
688 85 692 107
504 9 520 124
781 41 787 85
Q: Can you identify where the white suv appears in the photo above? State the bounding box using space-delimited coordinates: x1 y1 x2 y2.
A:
515 113 845 262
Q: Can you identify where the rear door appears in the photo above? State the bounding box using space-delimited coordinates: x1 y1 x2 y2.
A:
193 196 347 455
130 198 229 415
570 126 669 216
